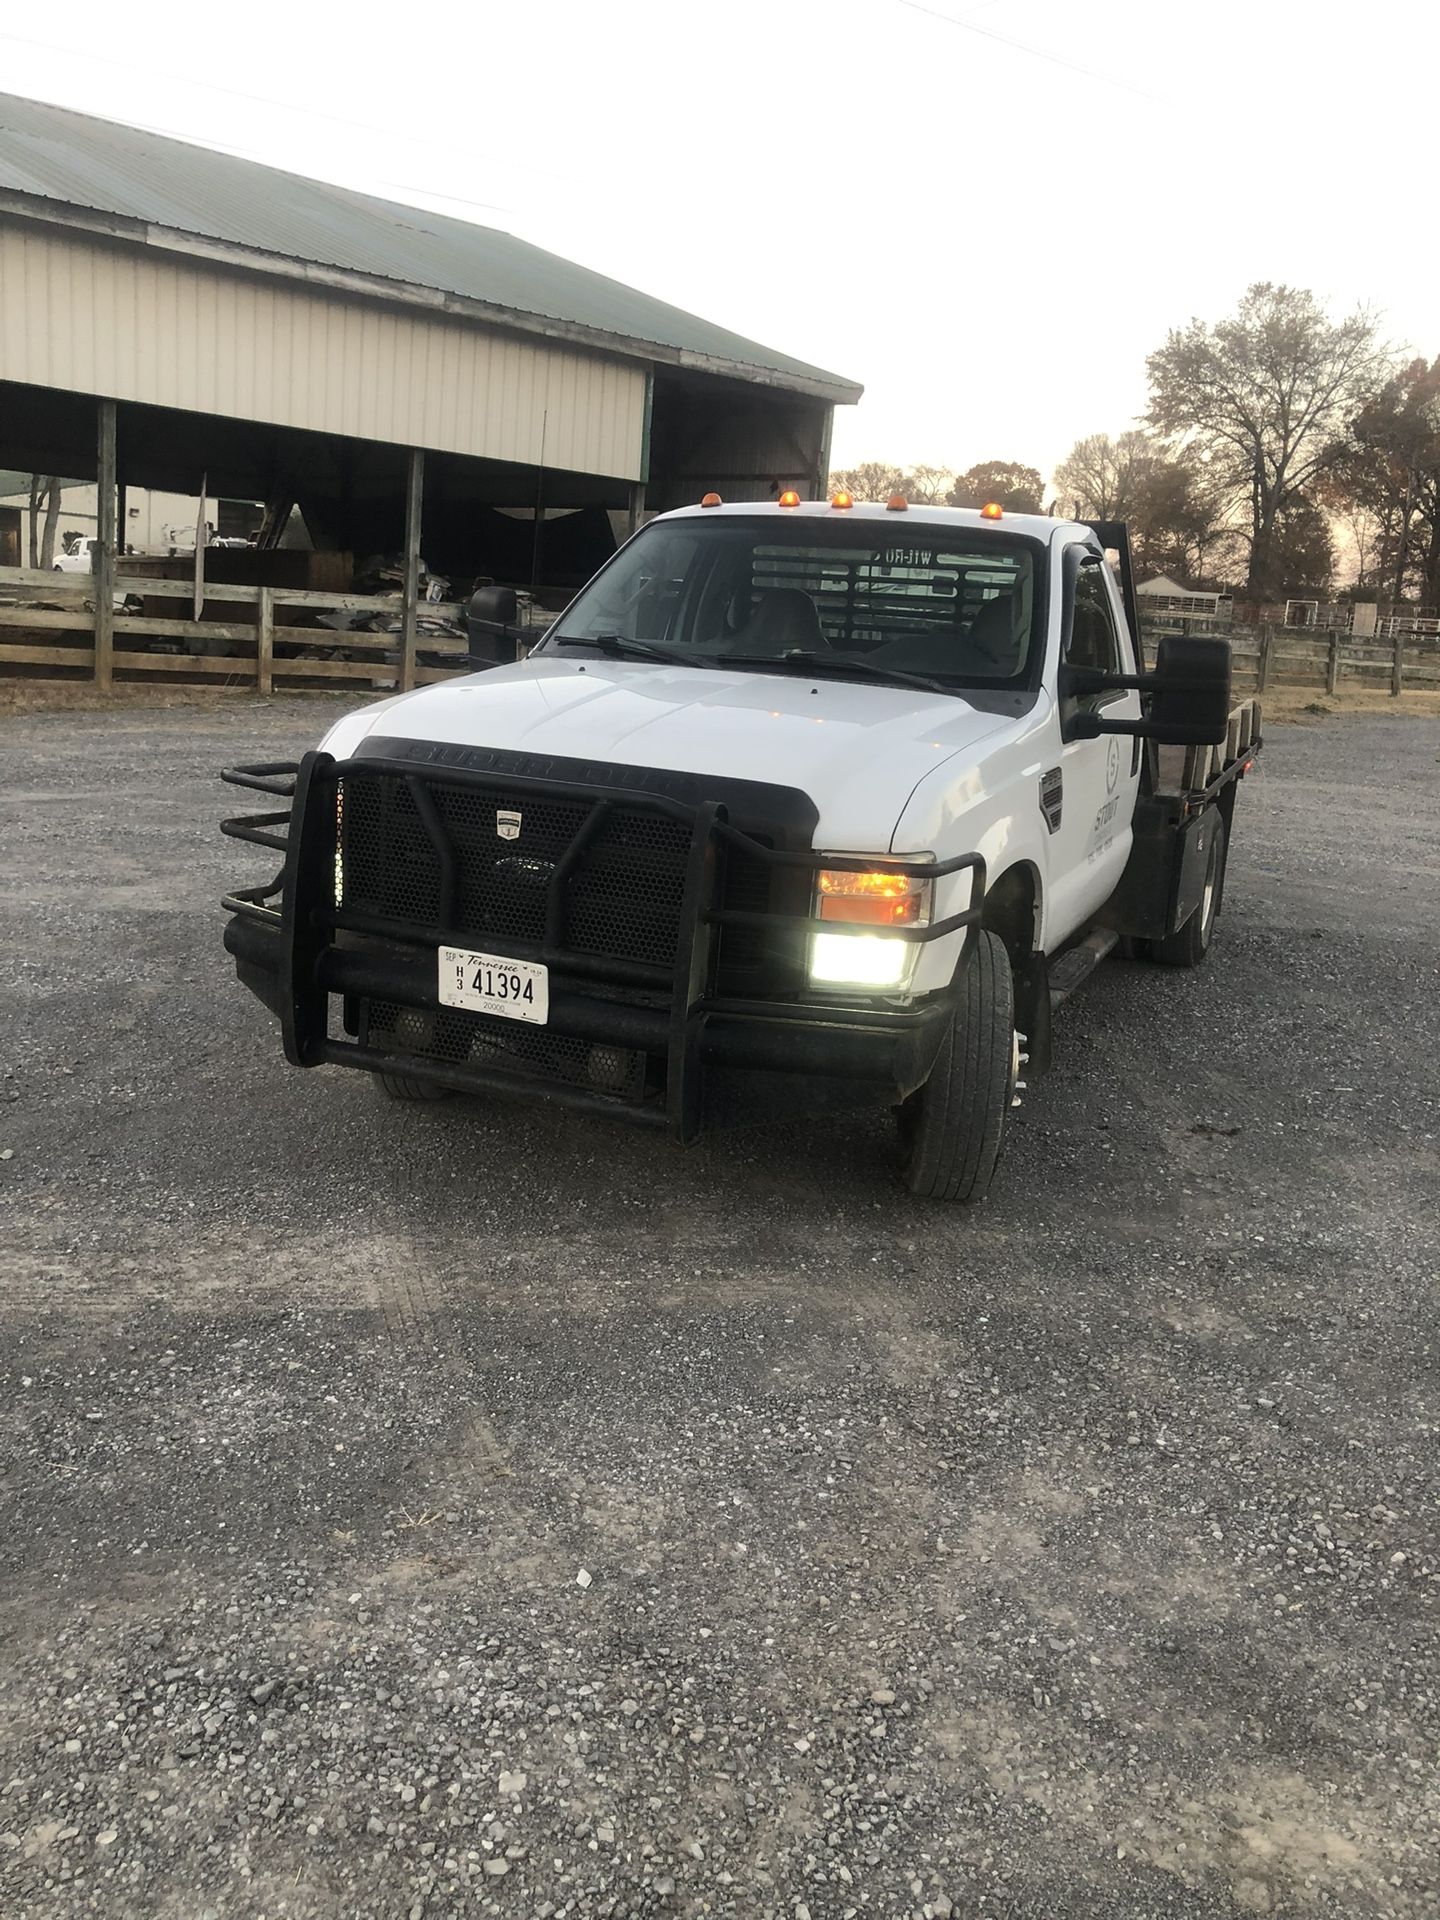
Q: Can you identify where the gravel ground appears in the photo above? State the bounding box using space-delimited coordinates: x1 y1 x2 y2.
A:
1 701 1438 1920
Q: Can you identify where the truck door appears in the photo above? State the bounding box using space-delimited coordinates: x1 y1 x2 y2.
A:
1045 553 1143 945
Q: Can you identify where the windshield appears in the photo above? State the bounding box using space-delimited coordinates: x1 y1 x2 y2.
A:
543 515 1040 688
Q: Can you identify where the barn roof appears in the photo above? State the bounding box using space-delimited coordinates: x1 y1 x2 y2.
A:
0 93 861 404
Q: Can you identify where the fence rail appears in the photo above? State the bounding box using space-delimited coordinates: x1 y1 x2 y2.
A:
1142 619 1440 698
5 566 1438 702
0 564 477 694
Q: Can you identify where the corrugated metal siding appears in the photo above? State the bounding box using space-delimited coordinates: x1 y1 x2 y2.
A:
0 93 861 401
0 226 646 479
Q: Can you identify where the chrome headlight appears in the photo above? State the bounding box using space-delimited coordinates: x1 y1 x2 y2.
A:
808 864 933 991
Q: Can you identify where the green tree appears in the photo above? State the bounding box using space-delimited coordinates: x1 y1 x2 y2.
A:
947 461 1044 513
1131 457 1240 589
1269 498 1335 597
1327 356 1440 604
1146 284 1389 599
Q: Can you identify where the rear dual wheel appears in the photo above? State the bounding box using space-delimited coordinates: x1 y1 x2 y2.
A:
1147 816 1227 969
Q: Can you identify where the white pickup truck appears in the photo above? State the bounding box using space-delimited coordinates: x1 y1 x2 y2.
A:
52 534 99 572
222 497 1259 1201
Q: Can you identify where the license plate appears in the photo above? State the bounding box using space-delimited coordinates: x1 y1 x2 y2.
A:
438 946 549 1024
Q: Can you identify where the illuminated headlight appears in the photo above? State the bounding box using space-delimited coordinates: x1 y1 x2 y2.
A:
809 931 912 987
807 864 933 991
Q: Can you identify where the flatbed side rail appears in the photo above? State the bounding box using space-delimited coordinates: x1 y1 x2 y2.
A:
1152 697 1263 805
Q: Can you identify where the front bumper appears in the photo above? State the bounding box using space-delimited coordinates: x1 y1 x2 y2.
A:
220 750 987 1141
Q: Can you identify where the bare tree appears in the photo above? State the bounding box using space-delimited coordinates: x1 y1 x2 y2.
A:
1053 431 1159 521
26 475 63 568
906 464 955 505
827 462 909 503
40 479 63 569
1147 284 1390 598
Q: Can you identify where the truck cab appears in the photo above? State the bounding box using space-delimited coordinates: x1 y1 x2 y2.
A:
53 533 98 572
222 497 1254 1201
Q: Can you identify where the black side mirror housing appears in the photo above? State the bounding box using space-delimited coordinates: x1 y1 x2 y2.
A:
465 583 521 666
1062 632 1232 746
1148 632 1232 745
469 583 518 628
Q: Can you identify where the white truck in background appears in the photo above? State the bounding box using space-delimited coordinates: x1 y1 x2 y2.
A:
52 533 99 572
221 496 1258 1202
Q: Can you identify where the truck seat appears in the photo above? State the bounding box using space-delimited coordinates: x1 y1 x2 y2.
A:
870 591 1021 679
729 587 828 656
964 593 1023 673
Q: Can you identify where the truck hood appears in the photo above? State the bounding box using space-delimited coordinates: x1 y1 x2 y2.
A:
319 657 1015 850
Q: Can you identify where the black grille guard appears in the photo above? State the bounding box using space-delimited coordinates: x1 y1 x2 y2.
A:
221 751 987 1140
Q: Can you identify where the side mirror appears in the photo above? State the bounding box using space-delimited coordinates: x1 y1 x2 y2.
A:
1063 632 1232 746
465 583 521 666
1148 632 1232 745
469 583 518 628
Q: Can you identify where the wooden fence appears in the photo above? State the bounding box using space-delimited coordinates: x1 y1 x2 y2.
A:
0 564 475 694
1142 619 1440 698
5 565 1439 701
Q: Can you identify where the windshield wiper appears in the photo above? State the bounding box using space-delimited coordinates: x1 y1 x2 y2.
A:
719 650 955 697
549 634 960 696
550 632 695 668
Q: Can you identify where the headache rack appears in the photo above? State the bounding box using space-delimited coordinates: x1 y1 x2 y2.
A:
221 750 987 1141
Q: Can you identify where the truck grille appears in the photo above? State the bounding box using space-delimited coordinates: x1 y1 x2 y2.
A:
340 768 693 971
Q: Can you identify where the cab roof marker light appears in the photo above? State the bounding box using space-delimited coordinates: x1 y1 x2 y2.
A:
980 501 1004 520
777 489 801 508
700 492 723 508
886 493 908 511
830 490 853 510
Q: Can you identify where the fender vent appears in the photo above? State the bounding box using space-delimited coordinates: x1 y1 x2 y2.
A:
1040 768 1063 834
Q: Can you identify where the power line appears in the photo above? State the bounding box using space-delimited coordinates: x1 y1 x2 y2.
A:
889 0 1154 98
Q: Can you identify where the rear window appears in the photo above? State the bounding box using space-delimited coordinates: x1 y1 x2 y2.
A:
549 515 1041 686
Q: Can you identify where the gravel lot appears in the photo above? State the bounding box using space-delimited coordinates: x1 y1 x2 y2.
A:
1 700 1438 1920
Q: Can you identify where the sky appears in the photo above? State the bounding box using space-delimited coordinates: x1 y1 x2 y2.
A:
2 0 1436 492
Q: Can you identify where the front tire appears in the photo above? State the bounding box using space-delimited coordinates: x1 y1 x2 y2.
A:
373 1071 450 1102
899 929 1015 1203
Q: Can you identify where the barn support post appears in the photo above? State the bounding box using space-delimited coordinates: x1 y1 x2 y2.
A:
626 372 653 536
400 447 424 694
812 407 834 502
256 586 274 696
94 398 117 692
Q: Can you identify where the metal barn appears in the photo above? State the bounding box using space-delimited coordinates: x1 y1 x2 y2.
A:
0 92 860 692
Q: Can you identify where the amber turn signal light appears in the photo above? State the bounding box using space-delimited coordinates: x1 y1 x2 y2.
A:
816 868 929 927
